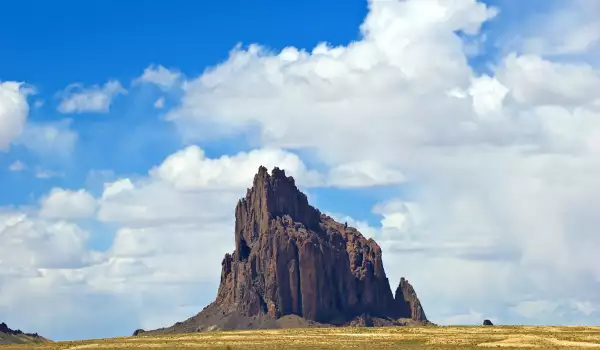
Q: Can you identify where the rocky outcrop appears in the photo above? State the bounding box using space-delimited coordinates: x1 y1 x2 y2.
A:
394 278 428 322
483 319 494 326
132 329 146 336
141 166 429 334
0 322 48 345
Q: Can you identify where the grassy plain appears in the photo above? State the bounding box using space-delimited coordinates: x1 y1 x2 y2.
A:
3 326 600 349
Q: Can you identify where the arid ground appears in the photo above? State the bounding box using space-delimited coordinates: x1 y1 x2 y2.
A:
3 326 600 349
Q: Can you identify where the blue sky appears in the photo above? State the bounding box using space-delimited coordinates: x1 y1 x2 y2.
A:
0 0 393 223
0 0 367 202
2 0 600 342
0 0 506 208
0 1 366 85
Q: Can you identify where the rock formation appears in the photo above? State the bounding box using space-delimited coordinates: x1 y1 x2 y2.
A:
394 277 427 322
141 166 429 334
483 319 494 326
0 322 48 345
132 329 146 336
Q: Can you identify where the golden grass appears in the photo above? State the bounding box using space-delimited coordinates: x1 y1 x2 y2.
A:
3 326 600 349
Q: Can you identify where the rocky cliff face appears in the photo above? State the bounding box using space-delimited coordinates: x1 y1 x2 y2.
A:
215 166 399 323
141 166 428 334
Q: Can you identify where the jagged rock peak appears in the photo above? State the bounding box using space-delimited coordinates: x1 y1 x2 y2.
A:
394 277 428 322
0 322 39 337
247 166 320 226
1 322 22 335
235 166 321 249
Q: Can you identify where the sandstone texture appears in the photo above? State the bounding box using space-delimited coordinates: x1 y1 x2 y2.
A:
142 166 430 334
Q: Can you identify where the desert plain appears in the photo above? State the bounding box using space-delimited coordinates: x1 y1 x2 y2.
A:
4 326 600 349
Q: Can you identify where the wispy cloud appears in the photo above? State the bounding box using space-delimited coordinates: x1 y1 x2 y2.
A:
8 160 26 172
17 120 78 156
35 168 65 179
154 96 165 109
134 65 182 90
57 80 127 114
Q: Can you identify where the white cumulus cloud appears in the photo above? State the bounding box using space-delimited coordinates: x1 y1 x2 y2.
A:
39 188 97 219
0 212 96 269
151 145 323 191
0 82 29 151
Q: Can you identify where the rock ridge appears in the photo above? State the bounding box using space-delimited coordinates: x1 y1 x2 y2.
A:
0 322 39 338
0 322 48 345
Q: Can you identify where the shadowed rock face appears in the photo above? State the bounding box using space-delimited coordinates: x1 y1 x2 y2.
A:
142 166 428 334
394 277 428 322
0 322 37 337
0 322 47 345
